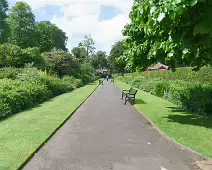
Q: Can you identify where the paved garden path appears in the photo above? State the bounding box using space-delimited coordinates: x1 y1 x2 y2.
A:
23 81 202 170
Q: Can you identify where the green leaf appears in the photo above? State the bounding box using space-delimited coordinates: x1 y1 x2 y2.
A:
168 52 174 57
150 7 156 15
193 22 211 35
157 13 165 22
174 0 181 4
190 0 198 6
183 49 189 54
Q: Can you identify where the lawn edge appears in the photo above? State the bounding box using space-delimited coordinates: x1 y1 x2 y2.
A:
18 82 99 170
115 80 209 161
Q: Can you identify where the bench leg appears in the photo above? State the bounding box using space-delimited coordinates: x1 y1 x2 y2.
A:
121 92 125 100
124 97 127 105
133 98 135 105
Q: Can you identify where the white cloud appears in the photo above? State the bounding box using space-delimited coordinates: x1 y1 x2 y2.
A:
13 0 133 54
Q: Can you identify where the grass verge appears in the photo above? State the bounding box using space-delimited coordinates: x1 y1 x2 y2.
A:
115 80 212 158
0 81 98 170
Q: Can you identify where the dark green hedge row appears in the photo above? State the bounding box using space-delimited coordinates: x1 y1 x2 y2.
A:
117 73 212 116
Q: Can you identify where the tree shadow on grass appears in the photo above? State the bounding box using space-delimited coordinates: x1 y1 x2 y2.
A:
165 107 212 129
0 98 57 123
0 103 45 123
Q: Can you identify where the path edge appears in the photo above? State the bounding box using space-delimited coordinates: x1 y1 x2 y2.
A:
18 82 100 170
114 80 209 162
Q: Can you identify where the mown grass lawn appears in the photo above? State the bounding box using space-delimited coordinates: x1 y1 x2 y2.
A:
0 82 98 170
115 80 212 158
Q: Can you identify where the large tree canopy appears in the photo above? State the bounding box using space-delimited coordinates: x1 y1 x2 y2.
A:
108 40 126 73
91 51 108 70
71 46 87 59
35 21 68 52
122 0 212 71
8 1 36 48
0 0 9 44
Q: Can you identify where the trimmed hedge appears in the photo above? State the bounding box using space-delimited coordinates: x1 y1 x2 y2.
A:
116 70 212 115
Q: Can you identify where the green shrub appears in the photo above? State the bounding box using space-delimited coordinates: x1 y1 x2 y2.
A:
17 67 43 83
42 51 80 77
81 74 92 84
0 44 43 68
0 79 51 119
179 84 212 115
23 47 44 68
0 67 22 79
76 74 94 85
0 65 96 120
139 67 212 83
40 73 75 96
18 67 75 96
116 71 212 115
0 68 78 119
75 79 84 88
62 76 84 88
152 81 170 97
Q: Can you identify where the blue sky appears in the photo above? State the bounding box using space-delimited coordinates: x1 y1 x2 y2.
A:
34 5 120 22
8 0 133 54
34 5 64 22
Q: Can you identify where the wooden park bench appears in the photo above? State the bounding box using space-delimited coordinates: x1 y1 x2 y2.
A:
99 79 103 85
121 87 138 105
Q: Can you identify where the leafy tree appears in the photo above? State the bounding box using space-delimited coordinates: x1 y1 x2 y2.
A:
71 46 86 59
91 51 108 70
8 1 36 48
79 62 94 77
122 0 212 71
0 0 9 44
108 41 126 74
35 21 68 52
79 35 96 57
42 51 80 77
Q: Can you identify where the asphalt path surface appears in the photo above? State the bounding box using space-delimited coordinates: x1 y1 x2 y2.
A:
23 81 202 170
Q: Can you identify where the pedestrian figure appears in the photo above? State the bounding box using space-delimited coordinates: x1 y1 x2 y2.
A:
106 75 109 81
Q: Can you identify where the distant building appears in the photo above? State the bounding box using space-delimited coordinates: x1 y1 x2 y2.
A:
146 63 169 72
99 68 112 78
100 68 108 74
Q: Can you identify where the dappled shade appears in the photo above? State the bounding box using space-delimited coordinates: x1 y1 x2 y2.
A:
165 107 212 129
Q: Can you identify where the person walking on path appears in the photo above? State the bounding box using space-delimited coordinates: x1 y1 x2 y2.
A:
106 75 109 81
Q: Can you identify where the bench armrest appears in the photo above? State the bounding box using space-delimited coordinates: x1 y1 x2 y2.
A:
126 94 135 97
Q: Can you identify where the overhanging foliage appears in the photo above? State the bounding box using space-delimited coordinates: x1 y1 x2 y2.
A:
122 0 212 70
